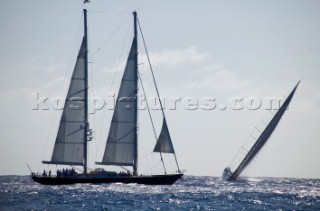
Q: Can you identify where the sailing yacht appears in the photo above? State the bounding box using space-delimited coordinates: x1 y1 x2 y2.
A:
31 9 183 185
223 81 300 181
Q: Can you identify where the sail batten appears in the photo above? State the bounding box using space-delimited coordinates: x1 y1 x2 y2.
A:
44 38 87 165
99 38 138 167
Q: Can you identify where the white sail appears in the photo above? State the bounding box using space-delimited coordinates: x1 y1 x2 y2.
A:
43 38 87 166
153 118 175 153
99 39 138 166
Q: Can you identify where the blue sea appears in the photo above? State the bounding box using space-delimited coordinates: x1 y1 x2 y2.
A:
1 175 319 210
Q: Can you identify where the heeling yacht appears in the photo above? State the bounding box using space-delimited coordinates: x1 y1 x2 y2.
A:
223 81 300 181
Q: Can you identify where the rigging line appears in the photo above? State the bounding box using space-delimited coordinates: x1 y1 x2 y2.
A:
94 21 133 161
144 159 162 175
87 10 131 14
60 12 84 106
120 166 131 173
229 135 254 167
151 160 164 175
38 13 84 172
229 148 243 168
138 151 154 159
91 15 131 57
136 18 165 117
64 11 88 170
240 120 264 152
238 111 273 155
92 18 131 160
137 17 181 173
138 71 166 174
243 136 255 150
139 139 153 174
109 17 132 91
95 102 109 162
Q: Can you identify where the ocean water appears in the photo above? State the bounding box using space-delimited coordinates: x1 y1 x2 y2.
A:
1 175 320 210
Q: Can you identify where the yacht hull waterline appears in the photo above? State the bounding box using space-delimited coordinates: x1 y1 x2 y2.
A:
222 167 235 181
31 174 183 185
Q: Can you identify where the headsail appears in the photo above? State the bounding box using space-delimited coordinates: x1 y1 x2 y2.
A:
153 118 175 153
43 38 87 166
98 38 138 167
223 81 300 181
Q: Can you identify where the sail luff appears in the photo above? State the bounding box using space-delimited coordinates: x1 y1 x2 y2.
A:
230 81 300 180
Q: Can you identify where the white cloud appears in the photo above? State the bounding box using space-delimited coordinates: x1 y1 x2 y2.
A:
101 62 125 74
99 46 251 93
185 66 251 91
101 46 212 74
42 63 63 74
205 69 250 90
148 46 211 67
0 88 31 109
314 91 320 107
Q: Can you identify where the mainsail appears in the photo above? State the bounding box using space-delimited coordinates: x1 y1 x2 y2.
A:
96 11 181 175
43 38 87 166
97 37 138 167
223 81 300 181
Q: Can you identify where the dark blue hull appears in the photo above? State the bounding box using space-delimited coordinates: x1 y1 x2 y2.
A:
31 173 183 185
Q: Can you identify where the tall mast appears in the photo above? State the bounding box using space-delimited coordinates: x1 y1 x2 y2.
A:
83 9 89 174
133 11 138 176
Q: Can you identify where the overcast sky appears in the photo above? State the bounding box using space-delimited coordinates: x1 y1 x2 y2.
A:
1 0 319 178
